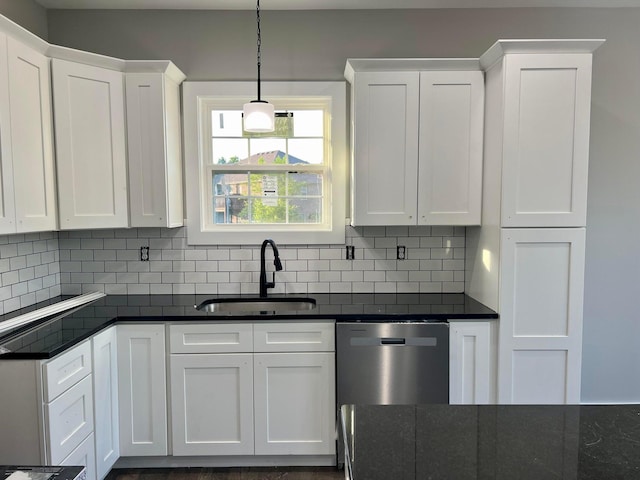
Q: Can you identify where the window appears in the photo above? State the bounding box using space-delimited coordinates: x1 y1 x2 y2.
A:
183 82 347 245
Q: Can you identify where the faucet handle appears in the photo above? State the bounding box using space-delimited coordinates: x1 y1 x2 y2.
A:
265 272 276 289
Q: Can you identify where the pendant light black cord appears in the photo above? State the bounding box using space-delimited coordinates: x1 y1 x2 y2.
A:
256 0 262 102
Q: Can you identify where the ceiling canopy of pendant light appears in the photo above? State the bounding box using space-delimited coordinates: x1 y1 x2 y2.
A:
243 0 275 133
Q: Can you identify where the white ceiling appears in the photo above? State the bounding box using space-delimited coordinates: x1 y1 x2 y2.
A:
33 0 640 9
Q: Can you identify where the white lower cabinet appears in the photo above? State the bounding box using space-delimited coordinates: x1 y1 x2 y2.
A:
254 352 335 455
170 353 254 456
169 321 336 461
498 228 586 404
117 324 168 456
61 433 97 480
0 340 96 480
92 327 119 479
449 320 495 404
45 374 94 464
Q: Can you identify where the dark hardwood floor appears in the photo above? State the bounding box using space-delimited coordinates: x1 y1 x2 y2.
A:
105 467 344 480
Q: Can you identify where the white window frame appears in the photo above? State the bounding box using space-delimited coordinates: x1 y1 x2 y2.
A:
183 81 347 245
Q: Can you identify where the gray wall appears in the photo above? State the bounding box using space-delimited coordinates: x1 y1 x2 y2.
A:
46 8 640 403
0 0 47 39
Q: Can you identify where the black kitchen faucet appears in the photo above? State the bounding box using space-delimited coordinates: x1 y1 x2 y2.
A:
259 239 283 297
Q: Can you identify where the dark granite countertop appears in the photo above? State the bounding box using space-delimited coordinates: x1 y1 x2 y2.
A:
0 293 497 359
341 404 640 480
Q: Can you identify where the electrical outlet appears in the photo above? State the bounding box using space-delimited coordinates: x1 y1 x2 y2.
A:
397 245 406 260
140 246 150 261
346 245 355 260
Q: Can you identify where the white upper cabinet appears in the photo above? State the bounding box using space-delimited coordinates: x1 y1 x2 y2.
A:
480 41 603 228
350 70 420 225
418 71 484 225
52 58 129 230
345 59 484 226
0 33 56 234
126 67 185 228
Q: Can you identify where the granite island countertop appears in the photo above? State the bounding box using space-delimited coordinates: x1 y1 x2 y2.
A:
0 293 497 359
341 404 640 480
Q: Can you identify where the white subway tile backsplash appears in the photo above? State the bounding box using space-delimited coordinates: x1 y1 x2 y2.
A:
185 249 208 261
319 271 341 282
185 272 207 283
341 271 363 282
207 272 230 283
207 249 230 260
397 282 420 293
230 249 253 261
0 259 10 273
409 271 431 282
364 270 385 282
409 226 431 236
297 271 319 283
0 226 468 308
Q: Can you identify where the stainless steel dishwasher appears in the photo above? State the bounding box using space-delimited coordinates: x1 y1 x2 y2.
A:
336 322 449 405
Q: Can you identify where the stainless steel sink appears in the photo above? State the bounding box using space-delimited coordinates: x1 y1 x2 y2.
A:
196 297 316 313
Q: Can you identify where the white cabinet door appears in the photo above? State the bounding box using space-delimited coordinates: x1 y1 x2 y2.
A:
92 327 119 479
254 352 335 456
170 353 254 456
449 321 493 404
0 33 15 233
60 432 97 480
45 374 94 464
169 323 253 354
7 37 56 233
498 228 586 404
0 34 56 234
253 321 335 353
351 71 419 225
418 71 483 226
52 59 128 229
43 340 92 403
117 324 167 456
126 72 184 228
501 54 593 228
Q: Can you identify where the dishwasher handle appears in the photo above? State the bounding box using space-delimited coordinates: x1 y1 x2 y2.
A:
350 336 438 347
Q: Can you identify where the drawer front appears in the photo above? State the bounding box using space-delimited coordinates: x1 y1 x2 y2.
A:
46 374 94 464
254 322 335 352
60 432 96 480
43 340 92 402
170 323 253 353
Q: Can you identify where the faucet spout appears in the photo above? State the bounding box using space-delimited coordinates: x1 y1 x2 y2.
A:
260 239 282 297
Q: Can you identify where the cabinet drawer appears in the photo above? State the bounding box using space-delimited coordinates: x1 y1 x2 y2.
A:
43 340 92 402
45 374 94 464
169 323 253 353
254 322 335 352
60 432 95 480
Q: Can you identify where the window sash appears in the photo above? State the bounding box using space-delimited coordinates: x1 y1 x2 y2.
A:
183 81 346 245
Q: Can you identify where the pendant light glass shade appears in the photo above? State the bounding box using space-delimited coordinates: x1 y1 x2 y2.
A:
244 0 275 133
243 100 275 133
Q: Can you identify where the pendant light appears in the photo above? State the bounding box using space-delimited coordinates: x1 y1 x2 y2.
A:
243 0 275 133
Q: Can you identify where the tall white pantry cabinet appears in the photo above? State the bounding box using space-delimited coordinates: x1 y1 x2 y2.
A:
466 40 604 404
